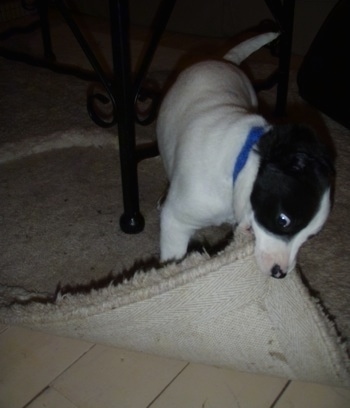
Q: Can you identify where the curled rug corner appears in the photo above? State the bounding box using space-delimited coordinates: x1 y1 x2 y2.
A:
0 231 349 388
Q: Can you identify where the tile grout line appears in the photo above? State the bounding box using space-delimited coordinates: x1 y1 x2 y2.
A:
22 385 79 408
145 362 191 408
21 341 96 408
49 341 97 383
269 380 292 408
22 386 51 408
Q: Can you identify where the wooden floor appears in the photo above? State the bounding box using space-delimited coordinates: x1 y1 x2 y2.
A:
1 324 350 408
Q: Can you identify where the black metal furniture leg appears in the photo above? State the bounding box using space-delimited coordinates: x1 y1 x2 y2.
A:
133 0 177 116
37 0 55 60
274 0 295 116
264 0 295 116
109 0 145 233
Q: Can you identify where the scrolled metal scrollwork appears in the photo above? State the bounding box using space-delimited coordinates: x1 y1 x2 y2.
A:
134 79 161 126
87 82 119 128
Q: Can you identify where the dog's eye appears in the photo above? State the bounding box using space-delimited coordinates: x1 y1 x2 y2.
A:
277 213 291 228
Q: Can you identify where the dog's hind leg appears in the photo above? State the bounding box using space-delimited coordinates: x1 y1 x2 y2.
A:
160 205 195 262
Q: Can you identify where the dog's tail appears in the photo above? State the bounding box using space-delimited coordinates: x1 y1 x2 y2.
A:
224 32 279 65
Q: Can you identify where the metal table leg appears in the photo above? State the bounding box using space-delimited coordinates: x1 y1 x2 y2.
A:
109 0 176 232
264 0 296 116
109 0 144 233
274 0 295 116
37 0 55 60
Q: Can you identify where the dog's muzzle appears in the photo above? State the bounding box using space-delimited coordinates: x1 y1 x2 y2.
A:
271 264 287 279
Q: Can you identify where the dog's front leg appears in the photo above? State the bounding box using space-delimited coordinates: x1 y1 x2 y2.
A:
237 220 253 235
160 204 195 262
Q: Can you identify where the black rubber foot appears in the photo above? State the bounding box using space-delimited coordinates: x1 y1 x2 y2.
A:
119 212 145 234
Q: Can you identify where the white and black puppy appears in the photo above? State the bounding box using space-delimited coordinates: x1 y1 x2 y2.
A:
156 32 334 278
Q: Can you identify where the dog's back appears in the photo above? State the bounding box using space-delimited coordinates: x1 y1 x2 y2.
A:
157 32 279 179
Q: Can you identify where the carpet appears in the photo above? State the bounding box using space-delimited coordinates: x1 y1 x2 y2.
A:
0 13 349 387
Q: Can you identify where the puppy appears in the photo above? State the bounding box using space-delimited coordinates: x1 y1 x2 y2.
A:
156 32 334 278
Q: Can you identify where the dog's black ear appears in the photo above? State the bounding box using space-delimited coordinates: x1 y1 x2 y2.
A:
257 124 335 179
287 148 335 178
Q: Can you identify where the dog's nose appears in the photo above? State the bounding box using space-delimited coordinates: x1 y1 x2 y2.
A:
271 264 287 279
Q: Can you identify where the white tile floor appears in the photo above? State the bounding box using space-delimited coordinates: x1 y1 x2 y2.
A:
1 325 350 408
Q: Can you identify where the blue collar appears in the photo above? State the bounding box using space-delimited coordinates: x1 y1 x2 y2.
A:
232 126 265 184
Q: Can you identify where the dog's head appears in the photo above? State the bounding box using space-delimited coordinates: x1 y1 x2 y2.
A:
250 124 335 278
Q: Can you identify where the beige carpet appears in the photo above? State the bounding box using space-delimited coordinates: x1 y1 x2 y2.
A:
0 13 349 387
